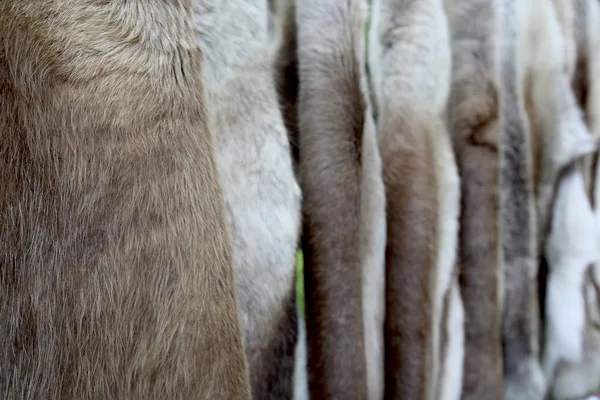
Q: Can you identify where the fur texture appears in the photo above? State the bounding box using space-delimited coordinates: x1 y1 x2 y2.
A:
0 0 251 398
551 267 600 399
520 0 598 243
550 157 600 398
586 0 600 139
293 302 309 400
571 0 589 109
573 0 600 140
498 0 544 398
444 0 505 397
437 282 466 400
570 0 596 201
359 59 387 400
359 3 388 399
194 1 302 398
296 0 385 398
500 0 600 396
368 0 463 398
430 107 464 400
549 3 600 397
543 164 599 384
551 0 576 79
272 0 300 178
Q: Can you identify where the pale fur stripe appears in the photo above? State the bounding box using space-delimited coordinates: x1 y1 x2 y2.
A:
438 281 465 400
294 306 309 400
359 3 387 399
361 95 387 400
543 165 599 382
431 105 462 400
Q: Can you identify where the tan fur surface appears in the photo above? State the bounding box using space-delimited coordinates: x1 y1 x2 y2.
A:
0 1 250 398
368 0 462 397
444 0 504 397
296 0 373 397
378 107 439 400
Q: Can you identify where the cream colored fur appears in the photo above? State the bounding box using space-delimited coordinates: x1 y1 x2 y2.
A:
358 2 388 398
518 0 598 241
586 0 600 138
195 1 302 397
438 283 466 400
431 98 463 400
360 48 388 400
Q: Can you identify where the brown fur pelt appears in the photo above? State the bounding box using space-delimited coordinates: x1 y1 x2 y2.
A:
296 0 385 398
445 0 505 397
378 106 439 399
0 1 250 398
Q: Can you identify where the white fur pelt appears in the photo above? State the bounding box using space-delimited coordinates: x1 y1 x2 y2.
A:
294 304 309 400
543 164 599 384
549 3 600 392
550 155 600 399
